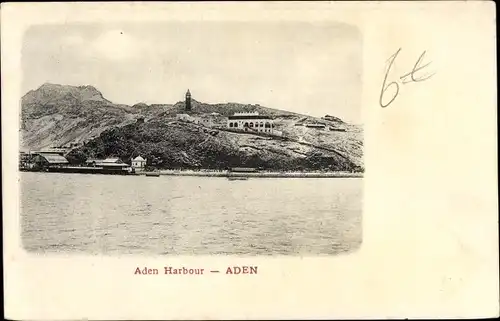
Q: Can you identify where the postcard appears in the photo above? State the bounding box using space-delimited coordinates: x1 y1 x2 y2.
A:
2 1 498 320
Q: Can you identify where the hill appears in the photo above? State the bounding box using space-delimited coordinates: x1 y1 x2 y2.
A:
21 83 142 149
21 83 363 171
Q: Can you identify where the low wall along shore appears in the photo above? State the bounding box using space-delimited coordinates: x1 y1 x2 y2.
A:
136 170 363 178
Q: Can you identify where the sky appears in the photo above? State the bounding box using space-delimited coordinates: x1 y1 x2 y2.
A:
22 22 362 123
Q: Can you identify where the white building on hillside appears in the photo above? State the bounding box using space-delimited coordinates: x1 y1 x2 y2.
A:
176 114 198 123
227 112 275 134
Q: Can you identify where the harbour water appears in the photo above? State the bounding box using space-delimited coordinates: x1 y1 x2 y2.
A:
21 172 363 256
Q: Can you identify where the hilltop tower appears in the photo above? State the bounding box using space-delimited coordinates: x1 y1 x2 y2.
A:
185 89 191 111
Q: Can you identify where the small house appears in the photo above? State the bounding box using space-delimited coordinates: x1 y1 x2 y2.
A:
131 156 147 170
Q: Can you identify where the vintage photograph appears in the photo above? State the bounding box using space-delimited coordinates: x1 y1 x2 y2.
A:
19 21 364 256
5 2 497 320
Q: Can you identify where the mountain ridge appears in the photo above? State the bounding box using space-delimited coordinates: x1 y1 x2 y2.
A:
21 83 363 171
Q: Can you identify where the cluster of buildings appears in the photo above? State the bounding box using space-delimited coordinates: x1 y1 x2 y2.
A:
19 150 149 173
84 156 147 173
20 90 347 174
19 149 69 170
83 156 148 171
176 90 282 136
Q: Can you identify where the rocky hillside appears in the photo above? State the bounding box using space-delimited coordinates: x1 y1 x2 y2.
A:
21 83 364 171
21 83 140 149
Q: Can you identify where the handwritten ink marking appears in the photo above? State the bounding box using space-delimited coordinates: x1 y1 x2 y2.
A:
400 50 436 84
379 48 401 108
380 48 435 108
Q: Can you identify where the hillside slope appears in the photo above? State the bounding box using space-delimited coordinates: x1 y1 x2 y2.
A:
20 83 142 149
21 83 363 170
67 119 360 171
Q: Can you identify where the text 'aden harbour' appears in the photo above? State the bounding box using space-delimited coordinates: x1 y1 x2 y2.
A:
21 172 363 256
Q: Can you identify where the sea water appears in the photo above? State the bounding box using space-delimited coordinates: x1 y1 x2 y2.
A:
20 172 363 256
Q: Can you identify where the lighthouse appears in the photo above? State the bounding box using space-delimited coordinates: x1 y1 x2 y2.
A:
185 89 191 111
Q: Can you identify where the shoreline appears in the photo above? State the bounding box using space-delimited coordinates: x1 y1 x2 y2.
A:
135 170 363 178
20 168 364 178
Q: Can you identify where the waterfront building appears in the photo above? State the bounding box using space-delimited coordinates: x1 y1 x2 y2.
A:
227 112 274 134
86 158 129 169
33 153 69 169
131 156 147 170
